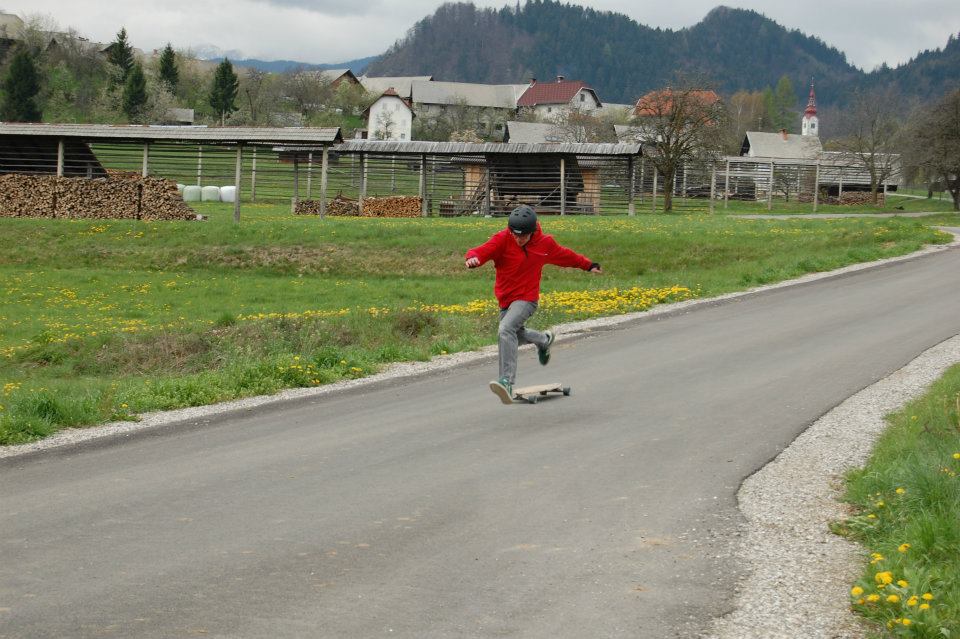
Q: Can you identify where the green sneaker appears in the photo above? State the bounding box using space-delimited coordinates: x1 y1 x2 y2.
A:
489 377 514 404
538 330 555 366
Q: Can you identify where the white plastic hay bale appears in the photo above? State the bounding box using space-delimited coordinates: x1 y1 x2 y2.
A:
182 185 202 202
176 183 185 195
219 185 236 203
201 185 221 202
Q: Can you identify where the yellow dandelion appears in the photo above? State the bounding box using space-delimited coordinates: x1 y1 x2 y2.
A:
867 514 877 519
895 487 906 494
907 596 919 607
898 543 910 553
887 594 900 604
902 619 912 627
898 580 909 588
954 452 960 459
866 594 881 602
851 586 864 597
919 603 930 611
922 593 934 601
875 571 893 585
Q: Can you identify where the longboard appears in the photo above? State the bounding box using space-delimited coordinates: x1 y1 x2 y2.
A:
512 382 571 404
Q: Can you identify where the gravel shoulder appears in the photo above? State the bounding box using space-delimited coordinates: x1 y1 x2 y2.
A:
3 227 959 638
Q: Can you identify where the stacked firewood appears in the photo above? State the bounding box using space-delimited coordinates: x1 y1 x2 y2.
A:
362 195 422 217
0 175 56 217
139 177 197 221
821 192 885 206
296 194 423 218
0 174 196 220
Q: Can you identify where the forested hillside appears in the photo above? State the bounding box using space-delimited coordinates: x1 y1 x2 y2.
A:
365 1 959 107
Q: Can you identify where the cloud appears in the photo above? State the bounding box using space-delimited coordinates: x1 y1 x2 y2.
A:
253 0 383 17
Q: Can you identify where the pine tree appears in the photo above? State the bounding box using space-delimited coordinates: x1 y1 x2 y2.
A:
122 62 147 121
107 27 134 82
0 49 42 122
158 43 179 93
209 58 239 126
773 75 797 132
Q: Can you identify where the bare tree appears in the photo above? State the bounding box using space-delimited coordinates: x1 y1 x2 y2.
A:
373 109 396 140
910 89 960 211
282 69 332 121
628 81 727 211
725 90 766 154
551 107 616 142
835 87 904 204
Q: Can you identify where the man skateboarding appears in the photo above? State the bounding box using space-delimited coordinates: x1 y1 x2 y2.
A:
465 205 602 404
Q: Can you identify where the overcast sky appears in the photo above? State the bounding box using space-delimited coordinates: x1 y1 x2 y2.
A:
4 0 959 71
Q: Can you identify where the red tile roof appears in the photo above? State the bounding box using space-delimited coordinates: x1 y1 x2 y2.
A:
517 78 595 107
633 89 721 117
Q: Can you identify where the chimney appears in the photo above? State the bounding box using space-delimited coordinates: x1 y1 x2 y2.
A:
529 78 537 86
556 75 565 82
780 128 788 140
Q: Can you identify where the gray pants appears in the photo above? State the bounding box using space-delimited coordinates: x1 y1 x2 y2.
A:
498 300 549 384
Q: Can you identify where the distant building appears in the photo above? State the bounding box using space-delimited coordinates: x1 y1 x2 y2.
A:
740 130 823 160
516 77 602 120
801 83 819 137
364 88 414 141
358 76 433 100
316 68 360 89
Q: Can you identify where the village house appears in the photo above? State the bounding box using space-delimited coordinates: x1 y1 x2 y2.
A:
516 76 602 119
363 88 415 141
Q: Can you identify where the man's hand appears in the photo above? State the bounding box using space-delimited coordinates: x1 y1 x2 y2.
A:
465 257 480 269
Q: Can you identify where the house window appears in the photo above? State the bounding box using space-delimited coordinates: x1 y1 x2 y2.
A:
547 107 552 113
580 93 585 102
401 133 406 140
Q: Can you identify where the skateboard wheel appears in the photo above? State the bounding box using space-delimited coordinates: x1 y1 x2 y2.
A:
529 396 539 404
562 387 571 396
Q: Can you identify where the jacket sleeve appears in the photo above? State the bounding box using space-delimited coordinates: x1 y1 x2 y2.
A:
543 237 594 270
465 233 503 265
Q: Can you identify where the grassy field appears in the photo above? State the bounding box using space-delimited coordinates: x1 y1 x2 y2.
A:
836 364 960 637
0 202 952 444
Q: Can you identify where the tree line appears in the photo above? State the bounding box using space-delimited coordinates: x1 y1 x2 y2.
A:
0 19 371 131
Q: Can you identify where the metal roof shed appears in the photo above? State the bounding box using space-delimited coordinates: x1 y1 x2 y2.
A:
0 124 343 222
334 140 642 216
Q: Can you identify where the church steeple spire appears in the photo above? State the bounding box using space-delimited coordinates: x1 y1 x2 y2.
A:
801 81 819 137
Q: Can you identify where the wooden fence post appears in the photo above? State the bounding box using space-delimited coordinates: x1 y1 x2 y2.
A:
724 159 730 209
56 139 64 177
419 154 428 217
233 144 242 224
560 157 566 215
319 145 329 218
250 147 257 202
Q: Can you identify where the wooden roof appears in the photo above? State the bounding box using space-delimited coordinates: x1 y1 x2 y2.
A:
336 140 640 156
0 123 343 145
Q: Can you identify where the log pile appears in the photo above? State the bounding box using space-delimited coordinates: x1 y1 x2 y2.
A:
0 174 196 220
822 192 885 206
296 194 422 217
139 177 197 221
362 195 422 217
0 175 56 217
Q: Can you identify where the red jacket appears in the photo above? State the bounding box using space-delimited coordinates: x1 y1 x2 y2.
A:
466 223 594 308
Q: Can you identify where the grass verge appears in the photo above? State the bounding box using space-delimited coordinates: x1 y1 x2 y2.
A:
0 205 952 444
834 364 960 637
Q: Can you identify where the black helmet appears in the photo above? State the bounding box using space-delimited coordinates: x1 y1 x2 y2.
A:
508 205 537 235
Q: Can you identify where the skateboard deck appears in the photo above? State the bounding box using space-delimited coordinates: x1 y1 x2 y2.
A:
511 382 571 404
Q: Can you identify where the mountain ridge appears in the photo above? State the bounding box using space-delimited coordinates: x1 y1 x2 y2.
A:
363 1 959 107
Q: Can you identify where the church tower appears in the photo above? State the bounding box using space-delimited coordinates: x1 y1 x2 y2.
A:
801 82 819 137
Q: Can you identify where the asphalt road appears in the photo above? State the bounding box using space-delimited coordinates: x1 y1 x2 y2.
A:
3 245 960 639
